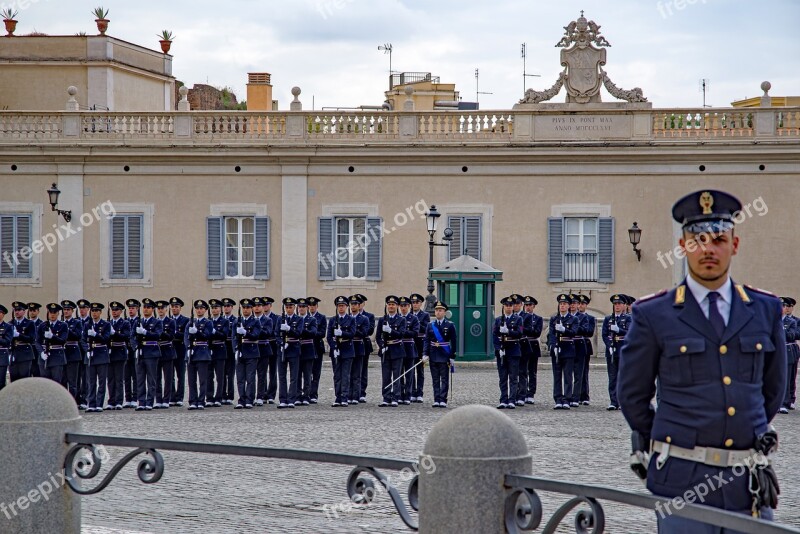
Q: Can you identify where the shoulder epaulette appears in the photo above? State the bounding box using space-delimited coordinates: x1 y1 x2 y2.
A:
743 284 774 300
637 289 669 304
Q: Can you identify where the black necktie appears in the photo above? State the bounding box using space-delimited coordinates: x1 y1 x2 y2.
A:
707 292 725 338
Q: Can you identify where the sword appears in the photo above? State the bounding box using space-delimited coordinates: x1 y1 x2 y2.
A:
449 359 455 402
384 358 425 390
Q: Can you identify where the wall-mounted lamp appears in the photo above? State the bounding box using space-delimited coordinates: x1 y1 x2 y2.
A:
628 221 642 261
47 183 72 223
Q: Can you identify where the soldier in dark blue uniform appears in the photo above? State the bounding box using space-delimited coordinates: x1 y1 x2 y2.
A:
399 296 419 405
277 297 304 408
123 299 140 408
376 296 407 407
154 300 176 408
10 301 36 382
327 295 356 407
233 298 261 409
619 189 786 530
83 303 111 412
787 297 800 410
169 297 190 407
348 295 369 405
307 297 327 404
511 294 532 406
355 294 375 403
296 298 317 406
221 298 237 405
263 297 281 404
60 300 83 404
521 296 543 404
251 297 270 407
567 294 587 408
0 304 12 391
107 301 130 410
75 299 91 409
421 300 457 407
548 294 579 409
493 296 524 409
778 297 798 414
410 293 430 403
133 299 163 411
576 295 595 405
185 299 214 410
207 299 230 407
601 294 630 411
26 302 44 377
36 303 68 385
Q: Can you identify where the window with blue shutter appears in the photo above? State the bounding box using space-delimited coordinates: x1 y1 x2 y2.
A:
110 215 143 279
365 217 383 280
319 216 382 281
318 217 335 280
447 215 482 261
0 214 32 278
547 217 564 282
548 216 614 283
207 216 224 280
597 217 615 283
208 215 270 280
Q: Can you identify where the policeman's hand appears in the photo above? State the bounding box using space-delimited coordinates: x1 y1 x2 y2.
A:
211 328 216 335
236 326 247 335
136 326 147 335
382 324 392 334
280 323 291 332
630 450 650 482
41 351 48 361
422 355 429 363
333 349 340 358
88 328 97 337
334 328 343 336
555 324 565 332
44 330 53 339
449 358 455 366
499 349 505 358
499 325 509 334
553 347 560 357
12 327 19 338
109 326 116 335
610 324 620 333
188 326 198 334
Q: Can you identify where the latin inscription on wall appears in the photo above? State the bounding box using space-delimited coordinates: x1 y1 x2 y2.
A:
534 114 632 140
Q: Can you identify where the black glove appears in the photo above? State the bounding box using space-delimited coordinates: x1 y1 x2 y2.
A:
629 430 650 481
755 464 780 509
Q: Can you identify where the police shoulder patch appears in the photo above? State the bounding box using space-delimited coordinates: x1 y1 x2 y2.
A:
743 284 774 299
638 289 668 304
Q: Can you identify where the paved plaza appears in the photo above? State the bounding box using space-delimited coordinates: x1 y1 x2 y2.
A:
78 363 800 533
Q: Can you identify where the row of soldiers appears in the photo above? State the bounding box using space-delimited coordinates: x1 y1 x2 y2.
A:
0 292 460 409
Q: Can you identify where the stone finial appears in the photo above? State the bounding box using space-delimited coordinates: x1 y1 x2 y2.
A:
403 85 415 111
761 81 771 96
66 86 79 111
760 80 772 108
177 85 190 111
290 86 302 111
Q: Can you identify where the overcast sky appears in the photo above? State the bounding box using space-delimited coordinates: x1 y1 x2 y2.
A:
9 0 799 110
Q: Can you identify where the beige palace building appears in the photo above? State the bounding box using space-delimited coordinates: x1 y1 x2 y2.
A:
1 29 800 337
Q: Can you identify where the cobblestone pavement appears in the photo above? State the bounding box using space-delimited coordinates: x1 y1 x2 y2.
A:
78 361 800 534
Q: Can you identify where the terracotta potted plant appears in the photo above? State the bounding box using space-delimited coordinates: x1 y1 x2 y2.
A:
157 30 174 54
92 7 109 35
2 8 18 37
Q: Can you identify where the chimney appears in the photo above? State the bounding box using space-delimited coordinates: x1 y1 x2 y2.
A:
247 72 274 111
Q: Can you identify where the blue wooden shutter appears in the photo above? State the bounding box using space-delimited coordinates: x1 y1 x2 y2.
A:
464 216 482 260
0 216 12 277
365 217 383 281
206 216 224 280
597 217 615 283
254 216 270 280
110 216 127 278
318 217 335 280
15 215 31 277
547 217 564 282
447 216 462 260
127 215 143 278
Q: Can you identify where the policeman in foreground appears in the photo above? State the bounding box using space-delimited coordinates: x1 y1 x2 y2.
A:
618 190 786 529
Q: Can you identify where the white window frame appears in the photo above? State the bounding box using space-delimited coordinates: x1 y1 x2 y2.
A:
0 202 43 287
100 203 153 287
225 216 256 280
210 203 267 289
436 204 493 265
321 203 378 290
551 204 611 291
335 216 367 280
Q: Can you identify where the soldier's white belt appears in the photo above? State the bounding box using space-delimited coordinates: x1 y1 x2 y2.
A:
111 342 127 347
48 345 65 349
385 340 401 345
142 341 159 346
651 440 758 468
431 342 450 347
66 342 80 347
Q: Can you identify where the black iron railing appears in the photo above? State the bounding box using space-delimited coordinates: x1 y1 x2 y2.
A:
563 252 598 282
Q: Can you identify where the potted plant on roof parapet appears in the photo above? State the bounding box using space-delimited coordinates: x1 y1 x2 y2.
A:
92 7 109 35
158 30 174 54
2 8 18 37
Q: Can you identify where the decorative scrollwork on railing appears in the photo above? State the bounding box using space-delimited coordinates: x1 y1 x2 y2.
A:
504 487 605 534
505 487 543 533
63 444 164 495
346 466 418 531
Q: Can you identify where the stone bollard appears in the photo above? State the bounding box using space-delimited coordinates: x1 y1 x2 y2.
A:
0 378 81 533
419 404 531 533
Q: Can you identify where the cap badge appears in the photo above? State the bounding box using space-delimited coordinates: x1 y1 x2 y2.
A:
699 191 714 215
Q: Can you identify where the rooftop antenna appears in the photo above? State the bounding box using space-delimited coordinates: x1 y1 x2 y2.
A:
700 78 711 107
378 43 393 89
475 68 493 106
521 43 541 93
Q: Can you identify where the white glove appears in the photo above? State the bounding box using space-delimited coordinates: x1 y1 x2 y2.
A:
610 324 620 333
553 347 560 357
333 328 343 336
280 323 290 332
212 328 216 335
136 326 147 335
555 324 565 332
12 327 19 338
608 347 614 357
449 358 455 366
188 326 198 334
333 349 340 358
499 325 509 334
44 330 53 339
88 328 96 337
382 324 392 333
109 326 116 335
236 326 246 335
499 349 505 358
422 355 430 363
41 351 48 361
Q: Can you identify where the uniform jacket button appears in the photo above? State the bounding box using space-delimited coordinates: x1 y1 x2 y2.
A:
723 376 732 385
727 407 736 416
719 345 727 354
724 438 734 447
